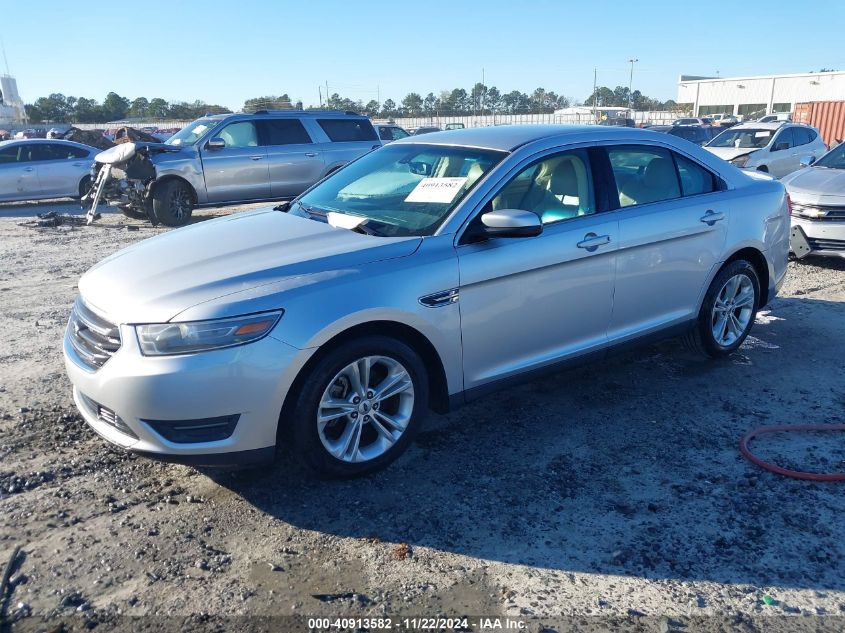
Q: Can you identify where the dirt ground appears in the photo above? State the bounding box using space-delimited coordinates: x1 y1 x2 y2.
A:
1 199 844 633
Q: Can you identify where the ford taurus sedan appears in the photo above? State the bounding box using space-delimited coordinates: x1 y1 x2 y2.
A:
63 125 790 477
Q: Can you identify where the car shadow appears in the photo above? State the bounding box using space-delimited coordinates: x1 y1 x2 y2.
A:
210 296 845 592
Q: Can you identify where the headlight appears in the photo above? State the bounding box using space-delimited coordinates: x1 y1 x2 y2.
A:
135 311 282 356
729 154 751 167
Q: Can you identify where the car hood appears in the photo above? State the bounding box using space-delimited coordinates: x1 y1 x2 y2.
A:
704 146 758 161
782 167 845 205
79 208 422 324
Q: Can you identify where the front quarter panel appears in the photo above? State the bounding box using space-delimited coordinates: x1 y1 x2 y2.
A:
152 149 208 203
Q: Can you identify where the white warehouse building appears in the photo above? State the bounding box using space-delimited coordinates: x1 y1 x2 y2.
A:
677 70 845 119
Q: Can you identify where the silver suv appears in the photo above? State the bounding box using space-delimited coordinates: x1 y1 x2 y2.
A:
64 126 789 478
88 111 382 226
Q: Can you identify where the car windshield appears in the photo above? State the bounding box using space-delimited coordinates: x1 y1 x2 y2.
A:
708 128 774 149
165 119 218 146
293 143 506 237
815 143 845 169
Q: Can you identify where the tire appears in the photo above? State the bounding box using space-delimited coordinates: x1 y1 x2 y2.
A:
75 175 92 200
288 336 429 478
685 260 760 358
151 179 194 227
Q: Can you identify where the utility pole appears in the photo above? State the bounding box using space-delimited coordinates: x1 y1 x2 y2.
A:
325 80 330 108
628 58 639 110
592 68 597 122
318 86 322 107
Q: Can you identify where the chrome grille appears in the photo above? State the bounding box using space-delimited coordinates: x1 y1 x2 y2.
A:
791 202 845 221
68 298 121 370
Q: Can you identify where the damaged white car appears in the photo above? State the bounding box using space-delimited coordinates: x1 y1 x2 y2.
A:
83 111 383 226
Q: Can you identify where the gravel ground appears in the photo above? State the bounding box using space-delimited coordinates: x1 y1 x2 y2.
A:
1 199 844 632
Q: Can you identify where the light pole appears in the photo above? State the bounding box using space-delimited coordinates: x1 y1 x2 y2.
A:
628 58 638 110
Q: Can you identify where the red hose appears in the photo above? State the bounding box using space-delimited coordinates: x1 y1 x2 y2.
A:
739 424 845 481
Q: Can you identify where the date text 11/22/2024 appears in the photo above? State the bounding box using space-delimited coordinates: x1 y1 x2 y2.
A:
306 617 527 630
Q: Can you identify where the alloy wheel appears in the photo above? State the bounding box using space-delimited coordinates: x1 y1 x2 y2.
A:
711 273 755 347
317 356 414 463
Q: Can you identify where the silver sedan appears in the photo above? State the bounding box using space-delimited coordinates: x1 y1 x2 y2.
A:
783 143 845 258
63 125 790 477
0 139 96 202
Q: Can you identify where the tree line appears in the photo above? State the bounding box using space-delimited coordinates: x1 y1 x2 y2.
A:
24 84 678 124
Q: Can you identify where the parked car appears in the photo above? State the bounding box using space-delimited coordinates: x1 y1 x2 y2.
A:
758 113 791 123
64 125 789 476
704 122 827 177
648 125 717 146
783 142 845 258
410 126 441 135
599 117 636 127
86 110 383 226
709 113 739 127
672 117 710 127
374 123 411 143
0 139 96 202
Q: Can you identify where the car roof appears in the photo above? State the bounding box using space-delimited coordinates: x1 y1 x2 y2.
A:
0 138 92 147
205 110 369 121
730 121 787 130
392 124 667 152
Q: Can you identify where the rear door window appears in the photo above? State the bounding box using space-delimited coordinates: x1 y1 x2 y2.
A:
675 154 717 197
607 146 681 207
317 119 378 142
33 144 90 161
258 119 313 145
792 127 815 147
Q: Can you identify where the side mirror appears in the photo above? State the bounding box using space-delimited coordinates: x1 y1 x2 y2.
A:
772 142 789 152
799 155 816 168
479 209 542 238
206 137 225 150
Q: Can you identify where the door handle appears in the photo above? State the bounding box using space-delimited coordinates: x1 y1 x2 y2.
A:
700 210 724 225
576 233 611 251
250 155 263 161
304 152 318 157
23 167 34 172
73 162 86 167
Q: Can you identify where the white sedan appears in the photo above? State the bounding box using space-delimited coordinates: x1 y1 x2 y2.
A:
0 139 96 202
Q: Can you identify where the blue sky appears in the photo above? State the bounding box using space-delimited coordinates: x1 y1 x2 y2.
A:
4 0 844 109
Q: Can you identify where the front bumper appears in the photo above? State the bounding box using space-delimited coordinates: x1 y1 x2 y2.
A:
64 323 314 466
790 217 845 258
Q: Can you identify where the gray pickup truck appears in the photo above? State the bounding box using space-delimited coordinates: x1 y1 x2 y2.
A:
85 110 383 226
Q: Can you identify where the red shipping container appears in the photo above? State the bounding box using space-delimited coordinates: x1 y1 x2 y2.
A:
793 101 845 147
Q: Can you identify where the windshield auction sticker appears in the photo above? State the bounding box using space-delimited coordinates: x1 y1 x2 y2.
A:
405 177 467 203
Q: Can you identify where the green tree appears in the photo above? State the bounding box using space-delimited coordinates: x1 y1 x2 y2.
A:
129 97 149 118
146 98 169 118
401 92 423 116
244 94 292 112
380 99 396 118
101 92 130 121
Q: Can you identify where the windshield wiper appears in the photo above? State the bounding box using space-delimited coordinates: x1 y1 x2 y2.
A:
349 220 385 236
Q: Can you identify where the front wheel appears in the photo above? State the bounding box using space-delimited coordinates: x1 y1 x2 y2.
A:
686 260 760 358
289 336 429 478
152 180 194 227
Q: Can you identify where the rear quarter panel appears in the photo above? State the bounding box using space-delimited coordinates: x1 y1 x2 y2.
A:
723 173 790 300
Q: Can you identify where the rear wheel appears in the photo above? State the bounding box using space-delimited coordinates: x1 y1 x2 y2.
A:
685 260 760 358
289 336 428 478
152 179 194 227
